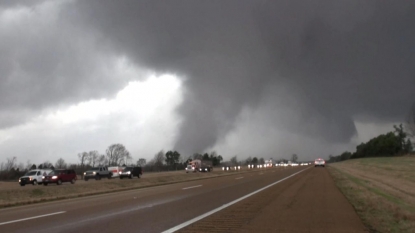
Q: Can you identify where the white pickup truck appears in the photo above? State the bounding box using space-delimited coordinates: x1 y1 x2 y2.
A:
18 169 52 186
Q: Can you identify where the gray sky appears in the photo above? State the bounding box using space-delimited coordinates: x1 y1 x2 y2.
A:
0 0 414 166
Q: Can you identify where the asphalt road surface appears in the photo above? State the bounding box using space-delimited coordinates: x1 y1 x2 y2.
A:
0 166 367 233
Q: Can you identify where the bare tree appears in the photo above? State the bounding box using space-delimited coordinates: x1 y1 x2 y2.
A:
150 150 164 171
87 151 99 167
230 155 238 165
119 151 132 166
4 157 17 171
17 162 25 172
25 160 32 171
137 158 146 167
55 158 67 169
106 144 130 166
245 156 252 165
38 161 53 169
78 152 88 168
97 155 107 166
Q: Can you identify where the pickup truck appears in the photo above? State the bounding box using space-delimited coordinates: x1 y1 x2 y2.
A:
83 166 112 181
19 169 52 186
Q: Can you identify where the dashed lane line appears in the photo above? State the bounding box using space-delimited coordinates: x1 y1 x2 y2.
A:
182 185 202 190
0 211 66 226
163 167 311 233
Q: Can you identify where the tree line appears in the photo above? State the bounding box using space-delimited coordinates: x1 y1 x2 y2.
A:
328 124 414 163
0 143 231 180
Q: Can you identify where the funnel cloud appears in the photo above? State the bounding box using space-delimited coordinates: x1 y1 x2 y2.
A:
1 0 414 161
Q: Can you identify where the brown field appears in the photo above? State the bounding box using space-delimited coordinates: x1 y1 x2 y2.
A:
0 168 255 208
329 155 415 233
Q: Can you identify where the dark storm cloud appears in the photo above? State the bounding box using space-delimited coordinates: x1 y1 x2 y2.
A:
2 1 414 156
69 0 415 155
0 0 136 128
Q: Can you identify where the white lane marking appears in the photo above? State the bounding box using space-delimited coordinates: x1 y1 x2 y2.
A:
235 177 244 180
182 185 202 190
163 167 311 233
0 211 66 226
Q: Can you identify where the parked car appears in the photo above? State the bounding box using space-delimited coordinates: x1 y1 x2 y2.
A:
314 158 326 167
42 169 77 185
19 169 52 186
119 167 142 179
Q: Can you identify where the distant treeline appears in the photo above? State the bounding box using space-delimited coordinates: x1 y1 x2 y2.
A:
328 124 413 163
0 147 227 181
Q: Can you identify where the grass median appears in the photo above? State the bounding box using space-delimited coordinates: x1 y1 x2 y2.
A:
328 156 415 233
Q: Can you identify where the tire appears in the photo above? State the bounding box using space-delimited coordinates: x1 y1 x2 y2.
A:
70 179 75 184
43 183 48 186
33 180 38 185
95 175 101 180
137 174 140 178
108 173 112 179
57 179 62 185
20 184 25 186
120 176 123 179
84 178 89 181
129 174 132 179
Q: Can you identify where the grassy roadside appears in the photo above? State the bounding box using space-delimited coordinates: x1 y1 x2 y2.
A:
0 167 272 209
328 156 415 233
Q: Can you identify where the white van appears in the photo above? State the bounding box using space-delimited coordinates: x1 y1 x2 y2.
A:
19 169 52 186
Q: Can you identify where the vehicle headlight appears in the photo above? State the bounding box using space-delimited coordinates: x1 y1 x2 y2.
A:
19 179 21 182
119 171 122 174
52 176 58 179
83 172 86 175
42 176 45 179
29 176 33 181
92 172 96 175
127 171 131 174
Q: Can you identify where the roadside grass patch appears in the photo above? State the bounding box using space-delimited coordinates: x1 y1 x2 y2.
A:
30 188 44 197
329 156 415 233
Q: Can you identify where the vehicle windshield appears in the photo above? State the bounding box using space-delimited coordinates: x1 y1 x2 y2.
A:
50 170 64 175
25 171 37 176
123 167 133 171
90 168 100 171
186 165 193 168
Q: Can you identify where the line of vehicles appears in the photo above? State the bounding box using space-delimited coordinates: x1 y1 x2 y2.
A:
19 158 325 186
18 166 143 186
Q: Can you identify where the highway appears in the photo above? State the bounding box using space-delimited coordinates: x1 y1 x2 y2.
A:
0 166 366 233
